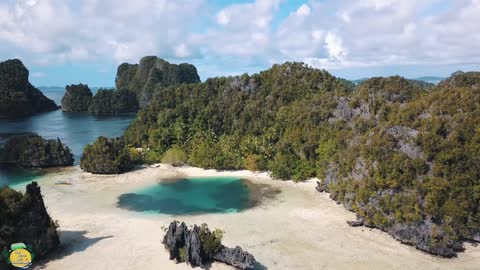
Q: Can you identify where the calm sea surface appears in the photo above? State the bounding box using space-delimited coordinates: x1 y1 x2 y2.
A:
0 87 135 186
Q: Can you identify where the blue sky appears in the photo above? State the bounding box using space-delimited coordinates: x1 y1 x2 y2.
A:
1 0 479 86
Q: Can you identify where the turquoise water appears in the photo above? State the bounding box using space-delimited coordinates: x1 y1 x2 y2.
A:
0 87 135 186
117 177 252 215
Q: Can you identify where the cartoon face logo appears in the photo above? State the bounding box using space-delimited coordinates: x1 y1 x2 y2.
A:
6 243 33 269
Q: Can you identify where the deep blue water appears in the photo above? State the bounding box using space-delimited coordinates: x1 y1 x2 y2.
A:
0 87 135 186
117 177 252 215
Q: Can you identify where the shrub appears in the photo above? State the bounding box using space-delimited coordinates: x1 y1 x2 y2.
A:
161 147 187 166
80 136 133 174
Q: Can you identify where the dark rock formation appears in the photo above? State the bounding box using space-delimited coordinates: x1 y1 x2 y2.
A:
61 84 93 112
163 221 188 260
315 181 324 192
0 59 58 118
185 225 204 267
0 182 60 268
163 221 255 269
0 134 74 168
116 56 201 107
88 89 139 114
347 220 363 227
80 136 133 174
387 221 463 257
213 246 256 270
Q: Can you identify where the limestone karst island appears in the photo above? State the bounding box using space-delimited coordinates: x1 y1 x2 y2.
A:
0 1 479 270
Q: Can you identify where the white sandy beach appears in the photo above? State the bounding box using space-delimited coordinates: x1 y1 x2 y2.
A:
14 164 480 270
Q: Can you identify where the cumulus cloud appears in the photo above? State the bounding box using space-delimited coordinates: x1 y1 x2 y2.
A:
0 0 206 65
273 0 480 70
0 0 479 76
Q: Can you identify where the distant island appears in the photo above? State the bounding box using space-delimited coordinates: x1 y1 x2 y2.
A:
116 56 201 108
0 59 58 118
59 56 201 115
0 134 73 168
61 84 139 115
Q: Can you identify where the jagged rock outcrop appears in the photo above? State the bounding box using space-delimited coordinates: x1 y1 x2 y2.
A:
387 221 463 257
116 56 201 107
0 182 60 268
80 136 133 174
61 84 93 112
386 126 424 159
330 97 371 122
315 181 324 192
163 221 256 269
88 89 139 114
0 134 74 168
213 246 256 269
320 164 338 193
0 59 58 118
347 220 363 227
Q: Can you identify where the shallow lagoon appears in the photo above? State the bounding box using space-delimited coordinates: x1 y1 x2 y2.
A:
117 176 252 215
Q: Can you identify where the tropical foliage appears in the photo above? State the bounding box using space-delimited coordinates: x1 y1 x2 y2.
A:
121 63 480 256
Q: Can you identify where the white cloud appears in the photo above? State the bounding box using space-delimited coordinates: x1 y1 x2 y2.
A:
0 0 479 77
201 0 282 57
325 32 347 60
217 10 230 25
274 0 480 70
174 43 191 58
296 4 311 16
0 0 206 65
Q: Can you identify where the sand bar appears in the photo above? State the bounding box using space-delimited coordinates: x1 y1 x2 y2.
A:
11 164 479 270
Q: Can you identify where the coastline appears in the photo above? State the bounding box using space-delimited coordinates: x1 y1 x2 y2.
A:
17 164 479 270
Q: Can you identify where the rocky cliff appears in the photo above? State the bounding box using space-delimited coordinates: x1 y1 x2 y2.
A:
0 134 74 168
116 56 200 107
163 221 255 269
0 182 60 268
0 59 58 118
316 71 480 257
61 84 93 112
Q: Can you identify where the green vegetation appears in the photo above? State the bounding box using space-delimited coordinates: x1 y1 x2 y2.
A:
0 182 59 268
122 63 480 256
80 136 134 174
88 89 139 115
116 56 201 107
0 134 74 168
0 59 58 118
124 62 347 180
198 224 224 257
161 147 187 166
61 84 93 112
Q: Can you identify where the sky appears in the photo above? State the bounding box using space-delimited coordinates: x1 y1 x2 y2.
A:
1 0 480 86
